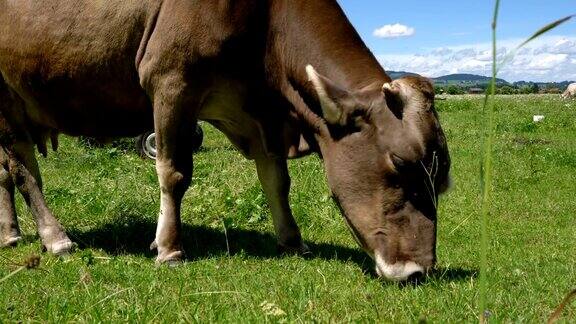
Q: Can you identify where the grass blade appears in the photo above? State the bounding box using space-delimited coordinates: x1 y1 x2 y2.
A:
518 15 574 49
0 266 25 284
496 15 573 74
547 289 576 324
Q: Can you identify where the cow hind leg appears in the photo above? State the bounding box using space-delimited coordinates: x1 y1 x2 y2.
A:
148 76 195 264
255 157 309 254
152 157 191 264
7 141 73 255
0 147 21 247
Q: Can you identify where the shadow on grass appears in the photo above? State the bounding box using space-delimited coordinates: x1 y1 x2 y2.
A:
430 267 478 281
66 215 475 283
195 145 236 154
396 267 478 288
67 215 367 263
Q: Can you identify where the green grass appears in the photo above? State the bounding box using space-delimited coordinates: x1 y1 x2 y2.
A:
1 95 575 322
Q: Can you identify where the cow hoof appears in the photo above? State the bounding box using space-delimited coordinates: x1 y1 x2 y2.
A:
1 236 22 247
278 242 311 256
165 259 182 268
45 239 75 256
155 250 184 266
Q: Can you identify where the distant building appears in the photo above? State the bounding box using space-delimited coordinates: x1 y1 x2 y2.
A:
468 88 484 94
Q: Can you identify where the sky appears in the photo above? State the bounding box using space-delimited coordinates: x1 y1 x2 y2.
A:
337 0 576 82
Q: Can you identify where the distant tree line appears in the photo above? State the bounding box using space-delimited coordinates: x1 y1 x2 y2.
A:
434 83 568 95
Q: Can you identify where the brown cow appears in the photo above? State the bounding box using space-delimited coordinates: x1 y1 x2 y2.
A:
0 0 450 281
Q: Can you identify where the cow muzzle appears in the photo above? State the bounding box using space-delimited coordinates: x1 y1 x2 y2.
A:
375 254 426 282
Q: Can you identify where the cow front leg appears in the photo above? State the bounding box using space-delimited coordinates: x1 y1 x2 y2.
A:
255 157 309 254
148 81 194 265
7 142 73 255
0 148 21 247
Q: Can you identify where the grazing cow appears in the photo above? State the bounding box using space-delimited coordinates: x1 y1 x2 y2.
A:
562 83 576 99
0 0 450 281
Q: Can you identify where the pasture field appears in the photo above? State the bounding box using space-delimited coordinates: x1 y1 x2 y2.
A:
1 95 575 322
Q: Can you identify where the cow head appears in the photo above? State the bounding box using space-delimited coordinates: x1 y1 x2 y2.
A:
306 65 451 282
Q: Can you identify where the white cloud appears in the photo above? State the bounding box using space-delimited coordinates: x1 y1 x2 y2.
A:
527 53 568 70
373 23 415 38
377 35 576 82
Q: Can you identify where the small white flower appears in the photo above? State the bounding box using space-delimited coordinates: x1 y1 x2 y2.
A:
260 301 287 316
533 115 545 122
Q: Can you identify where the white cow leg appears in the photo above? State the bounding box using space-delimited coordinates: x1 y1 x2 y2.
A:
0 147 21 247
7 141 72 255
151 159 191 264
255 157 308 254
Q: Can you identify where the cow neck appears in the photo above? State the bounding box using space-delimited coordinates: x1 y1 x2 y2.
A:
270 0 391 95
266 0 391 140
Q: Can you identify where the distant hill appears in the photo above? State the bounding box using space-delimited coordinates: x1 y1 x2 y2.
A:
433 74 508 85
387 71 573 90
387 71 508 85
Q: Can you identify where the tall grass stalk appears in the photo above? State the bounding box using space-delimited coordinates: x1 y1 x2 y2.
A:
479 2 572 322
478 2 499 322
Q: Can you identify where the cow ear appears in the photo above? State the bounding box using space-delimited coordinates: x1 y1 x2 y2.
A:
383 82 404 119
306 65 350 126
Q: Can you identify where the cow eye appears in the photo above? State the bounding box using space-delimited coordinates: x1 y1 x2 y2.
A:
390 154 406 169
350 109 364 118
